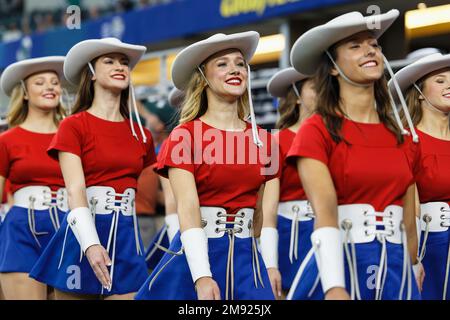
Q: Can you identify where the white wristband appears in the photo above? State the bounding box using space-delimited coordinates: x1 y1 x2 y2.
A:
311 227 345 293
67 207 101 253
165 213 180 243
180 228 212 283
260 227 279 269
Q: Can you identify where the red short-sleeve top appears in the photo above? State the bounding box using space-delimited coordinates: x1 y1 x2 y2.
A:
48 111 156 193
156 119 281 214
0 127 64 193
287 114 419 211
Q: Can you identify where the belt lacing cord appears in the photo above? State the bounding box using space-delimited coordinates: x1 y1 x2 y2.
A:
145 224 169 262
341 219 362 300
43 190 63 231
288 203 314 264
419 214 431 262
27 196 48 248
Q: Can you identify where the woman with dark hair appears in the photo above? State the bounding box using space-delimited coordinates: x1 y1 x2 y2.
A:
29 38 156 300
260 68 316 298
389 53 450 299
286 9 421 300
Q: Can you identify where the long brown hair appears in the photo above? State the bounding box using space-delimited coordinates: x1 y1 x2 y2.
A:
71 58 130 118
7 81 66 127
314 45 404 144
275 81 304 130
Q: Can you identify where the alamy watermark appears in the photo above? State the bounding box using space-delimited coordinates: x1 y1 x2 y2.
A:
66 5 81 30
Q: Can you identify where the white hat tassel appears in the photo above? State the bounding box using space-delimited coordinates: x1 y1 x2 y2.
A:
129 83 147 143
413 83 449 116
247 64 263 148
383 55 419 143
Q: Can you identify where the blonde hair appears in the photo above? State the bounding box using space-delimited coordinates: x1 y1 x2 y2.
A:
7 82 66 127
179 67 250 124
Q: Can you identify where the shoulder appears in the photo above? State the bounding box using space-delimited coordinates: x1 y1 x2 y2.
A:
59 112 86 129
0 127 21 146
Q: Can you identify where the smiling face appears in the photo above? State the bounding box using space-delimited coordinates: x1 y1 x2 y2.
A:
331 31 384 85
92 53 130 93
420 67 450 113
24 71 61 110
202 49 248 101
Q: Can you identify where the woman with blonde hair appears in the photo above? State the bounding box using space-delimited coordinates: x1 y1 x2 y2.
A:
0 56 68 299
389 53 450 299
29 38 156 300
136 31 280 300
260 68 316 298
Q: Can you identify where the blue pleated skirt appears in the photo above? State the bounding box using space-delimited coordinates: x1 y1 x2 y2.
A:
0 205 66 273
29 211 149 296
420 229 450 300
288 240 421 300
277 215 314 290
135 231 275 300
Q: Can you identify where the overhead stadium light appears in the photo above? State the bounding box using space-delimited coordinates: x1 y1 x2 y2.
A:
405 4 450 38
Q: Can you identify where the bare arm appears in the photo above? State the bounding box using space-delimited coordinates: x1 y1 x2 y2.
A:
403 183 418 264
0 176 5 202
160 176 177 215
261 178 279 229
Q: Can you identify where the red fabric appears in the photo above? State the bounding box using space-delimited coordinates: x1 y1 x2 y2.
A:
287 114 419 212
0 127 64 193
156 119 280 216
415 129 450 204
48 111 156 193
275 129 306 202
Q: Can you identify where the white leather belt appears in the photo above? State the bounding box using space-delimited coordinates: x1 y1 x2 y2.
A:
278 200 315 263
200 206 254 239
14 186 68 212
86 186 135 216
278 200 314 221
13 186 67 247
338 204 403 244
420 202 450 232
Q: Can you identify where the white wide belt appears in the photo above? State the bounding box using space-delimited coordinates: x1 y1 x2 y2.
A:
418 202 450 300
338 204 404 244
420 202 450 232
14 186 68 212
200 206 254 239
13 186 67 247
278 200 314 221
86 186 135 216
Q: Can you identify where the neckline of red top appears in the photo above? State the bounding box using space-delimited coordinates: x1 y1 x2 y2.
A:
17 126 56 136
416 128 450 143
84 110 127 124
198 118 251 132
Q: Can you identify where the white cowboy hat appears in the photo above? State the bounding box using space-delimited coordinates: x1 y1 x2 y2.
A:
64 37 146 85
290 9 399 76
0 56 65 96
171 31 260 90
388 53 450 97
168 87 185 108
266 67 309 98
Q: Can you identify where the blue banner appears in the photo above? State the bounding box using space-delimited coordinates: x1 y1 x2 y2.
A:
0 0 357 69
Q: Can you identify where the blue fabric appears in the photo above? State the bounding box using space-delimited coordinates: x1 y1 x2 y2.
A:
0 205 66 273
29 212 149 295
420 230 450 300
289 240 421 300
145 225 170 271
135 231 275 300
277 216 313 290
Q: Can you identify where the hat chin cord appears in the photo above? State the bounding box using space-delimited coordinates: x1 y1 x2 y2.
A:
413 83 450 117
197 65 263 147
87 62 147 143
325 51 419 143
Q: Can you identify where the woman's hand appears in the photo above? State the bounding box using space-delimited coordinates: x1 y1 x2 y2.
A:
267 268 282 299
325 287 351 300
413 261 425 292
86 244 112 290
195 277 221 300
